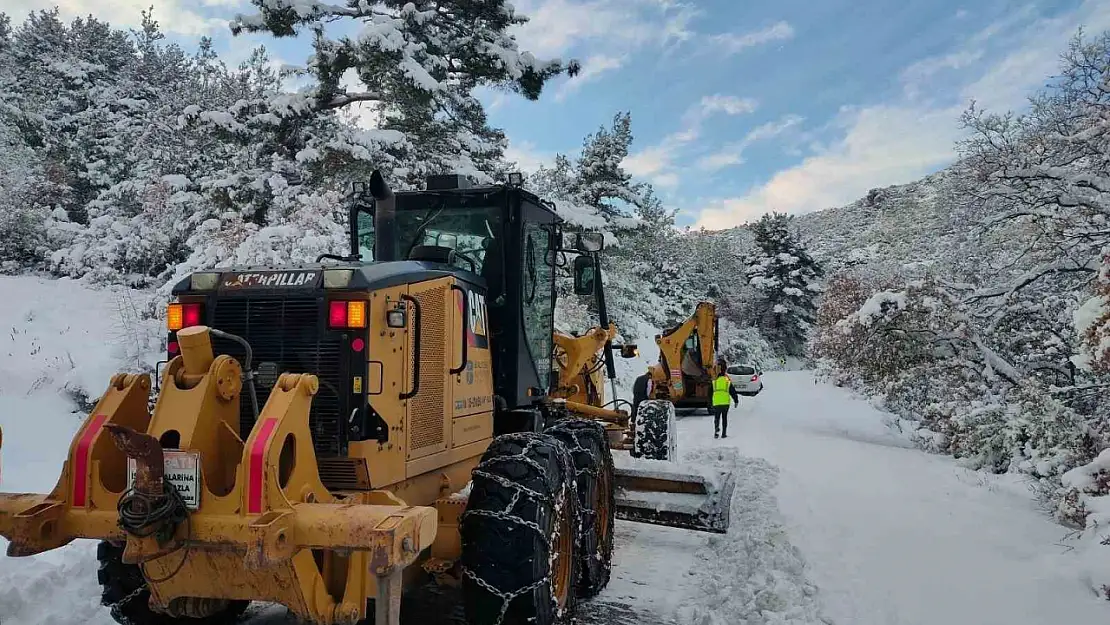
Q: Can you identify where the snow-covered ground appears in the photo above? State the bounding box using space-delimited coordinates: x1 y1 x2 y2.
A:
701 372 1110 625
1 276 1109 625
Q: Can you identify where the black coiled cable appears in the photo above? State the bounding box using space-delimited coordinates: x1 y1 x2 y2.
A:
117 478 188 542
117 478 191 583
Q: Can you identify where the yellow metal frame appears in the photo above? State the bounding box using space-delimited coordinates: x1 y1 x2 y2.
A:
552 323 632 448
0 326 439 625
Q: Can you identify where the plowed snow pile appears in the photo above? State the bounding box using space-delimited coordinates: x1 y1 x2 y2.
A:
676 448 826 625
0 275 161 625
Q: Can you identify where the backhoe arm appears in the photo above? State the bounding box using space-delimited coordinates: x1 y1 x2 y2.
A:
653 301 719 397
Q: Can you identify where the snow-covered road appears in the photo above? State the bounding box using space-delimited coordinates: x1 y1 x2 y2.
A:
686 371 1110 625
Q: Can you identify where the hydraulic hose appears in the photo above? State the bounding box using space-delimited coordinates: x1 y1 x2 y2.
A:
207 327 259 423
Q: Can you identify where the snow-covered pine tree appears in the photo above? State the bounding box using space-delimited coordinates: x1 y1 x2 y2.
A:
165 0 580 280
746 212 822 356
569 112 644 219
0 13 51 269
220 0 578 185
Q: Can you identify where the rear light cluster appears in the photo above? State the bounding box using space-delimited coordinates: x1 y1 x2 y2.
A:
167 303 203 331
751 375 760 382
328 300 367 329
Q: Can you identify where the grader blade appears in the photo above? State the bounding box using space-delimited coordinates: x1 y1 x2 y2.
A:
612 466 735 534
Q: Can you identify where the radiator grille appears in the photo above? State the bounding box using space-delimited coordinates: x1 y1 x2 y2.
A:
317 457 370 490
210 297 346 458
411 286 447 451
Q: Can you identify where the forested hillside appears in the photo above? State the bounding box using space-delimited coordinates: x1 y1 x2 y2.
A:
794 33 1110 557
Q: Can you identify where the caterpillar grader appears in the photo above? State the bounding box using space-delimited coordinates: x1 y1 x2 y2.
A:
0 171 734 625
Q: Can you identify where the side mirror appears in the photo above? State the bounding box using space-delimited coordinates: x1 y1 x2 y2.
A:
559 231 605 252
573 255 596 296
576 231 604 252
617 344 639 359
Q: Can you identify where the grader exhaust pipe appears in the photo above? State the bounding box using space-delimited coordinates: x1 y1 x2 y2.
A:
370 169 397 262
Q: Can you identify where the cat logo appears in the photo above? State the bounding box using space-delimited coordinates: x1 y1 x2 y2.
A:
457 288 489 349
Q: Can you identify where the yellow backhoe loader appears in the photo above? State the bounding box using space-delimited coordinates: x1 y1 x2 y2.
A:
632 301 720 418
0 171 734 625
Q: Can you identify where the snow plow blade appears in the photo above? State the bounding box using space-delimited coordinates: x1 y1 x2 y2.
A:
612 466 735 534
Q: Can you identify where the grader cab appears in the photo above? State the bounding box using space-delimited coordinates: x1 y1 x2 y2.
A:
0 171 734 625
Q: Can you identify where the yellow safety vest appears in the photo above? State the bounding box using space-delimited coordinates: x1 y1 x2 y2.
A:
712 375 731 406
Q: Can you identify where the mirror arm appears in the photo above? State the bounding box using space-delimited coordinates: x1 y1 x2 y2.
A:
592 251 618 381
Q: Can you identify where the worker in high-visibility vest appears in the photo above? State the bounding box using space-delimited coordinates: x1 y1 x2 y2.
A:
712 359 740 439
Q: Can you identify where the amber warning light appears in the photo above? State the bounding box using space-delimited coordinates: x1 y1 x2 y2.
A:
167 303 203 331
329 300 367 329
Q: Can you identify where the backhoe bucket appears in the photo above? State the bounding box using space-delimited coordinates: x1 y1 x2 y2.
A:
612 466 735 534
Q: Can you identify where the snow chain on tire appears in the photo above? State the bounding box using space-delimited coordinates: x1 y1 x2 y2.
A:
544 418 615 598
97 541 249 625
459 432 581 625
632 399 678 461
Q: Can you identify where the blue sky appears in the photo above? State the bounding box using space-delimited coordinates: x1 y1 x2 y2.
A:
12 0 1110 228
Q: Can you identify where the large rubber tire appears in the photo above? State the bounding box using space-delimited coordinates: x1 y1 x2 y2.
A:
544 419 615 598
632 400 677 461
97 541 249 625
460 432 581 625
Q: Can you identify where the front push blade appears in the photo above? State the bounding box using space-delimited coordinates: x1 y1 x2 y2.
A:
612 466 736 534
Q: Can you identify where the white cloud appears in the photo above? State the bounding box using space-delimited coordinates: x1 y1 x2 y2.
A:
695 151 745 171
695 114 803 172
698 95 759 116
623 94 759 187
623 145 678 187
707 21 795 55
510 0 694 59
4 0 239 35
505 140 553 174
695 105 958 228
693 0 1110 230
900 50 983 99
555 54 625 100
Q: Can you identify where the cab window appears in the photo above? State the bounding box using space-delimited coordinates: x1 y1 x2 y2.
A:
521 221 554 381
356 204 502 276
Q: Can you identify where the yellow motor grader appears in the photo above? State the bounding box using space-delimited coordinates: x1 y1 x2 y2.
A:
551 323 635 449
0 171 734 625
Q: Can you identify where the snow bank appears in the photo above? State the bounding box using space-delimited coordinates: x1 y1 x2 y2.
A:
0 275 162 405
677 447 827 625
0 276 164 625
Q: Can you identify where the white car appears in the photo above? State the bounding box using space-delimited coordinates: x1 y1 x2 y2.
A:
726 364 764 397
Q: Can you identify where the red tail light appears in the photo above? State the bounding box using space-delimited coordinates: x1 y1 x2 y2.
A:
329 300 368 329
167 302 203 331
751 375 759 382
